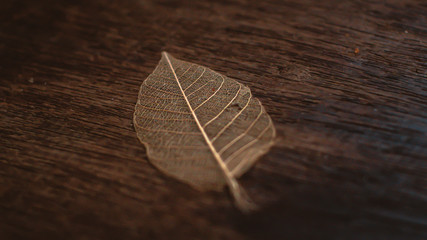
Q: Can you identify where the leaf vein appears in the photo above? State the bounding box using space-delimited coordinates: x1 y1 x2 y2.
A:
134 120 201 135
227 117 273 168
211 92 252 142
194 75 225 111
143 82 181 96
186 80 216 98
184 68 206 91
218 105 264 155
137 103 191 114
203 84 242 128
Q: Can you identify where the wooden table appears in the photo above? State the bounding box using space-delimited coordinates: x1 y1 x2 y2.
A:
1 0 426 239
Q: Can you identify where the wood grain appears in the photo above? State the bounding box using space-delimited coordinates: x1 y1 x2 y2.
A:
1 0 426 239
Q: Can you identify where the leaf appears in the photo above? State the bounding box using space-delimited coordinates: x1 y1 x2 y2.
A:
133 52 276 212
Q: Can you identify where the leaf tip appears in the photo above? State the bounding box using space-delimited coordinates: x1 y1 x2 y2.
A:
161 51 169 57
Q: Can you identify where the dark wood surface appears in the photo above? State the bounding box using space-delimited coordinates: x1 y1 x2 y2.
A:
1 0 426 239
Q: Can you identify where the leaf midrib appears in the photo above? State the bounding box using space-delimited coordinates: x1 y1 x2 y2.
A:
162 52 239 190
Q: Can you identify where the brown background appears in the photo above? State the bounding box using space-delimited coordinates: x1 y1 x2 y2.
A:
1 0 426 239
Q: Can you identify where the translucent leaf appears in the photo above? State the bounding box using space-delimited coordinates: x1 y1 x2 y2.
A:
134 52 276 211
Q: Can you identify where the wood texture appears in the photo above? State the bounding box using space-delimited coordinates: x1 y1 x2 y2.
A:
0 0 426 239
